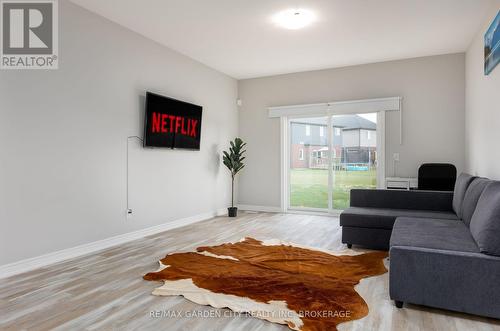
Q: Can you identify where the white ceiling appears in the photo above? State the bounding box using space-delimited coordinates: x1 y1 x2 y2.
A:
71 0 492 79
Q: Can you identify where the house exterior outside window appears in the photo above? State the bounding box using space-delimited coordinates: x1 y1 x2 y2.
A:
290 115 376 169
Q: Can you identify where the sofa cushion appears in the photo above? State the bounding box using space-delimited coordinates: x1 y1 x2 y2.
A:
452 173 476 217
461 178 491 227
390 217 479 253
470 182 500 256
340 207 459 230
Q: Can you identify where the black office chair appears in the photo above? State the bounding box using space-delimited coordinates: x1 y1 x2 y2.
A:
418 163 457 191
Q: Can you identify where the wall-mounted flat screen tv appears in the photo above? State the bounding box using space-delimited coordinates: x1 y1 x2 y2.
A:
143 92 202 150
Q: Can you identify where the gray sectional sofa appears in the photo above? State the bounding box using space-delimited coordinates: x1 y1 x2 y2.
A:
340 173 500 319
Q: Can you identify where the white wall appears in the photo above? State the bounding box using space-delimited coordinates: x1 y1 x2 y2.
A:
466 1 500 179
0 1 238 265
238 54 465 208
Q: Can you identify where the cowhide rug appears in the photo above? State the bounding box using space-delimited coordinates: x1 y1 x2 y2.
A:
143 237 388 331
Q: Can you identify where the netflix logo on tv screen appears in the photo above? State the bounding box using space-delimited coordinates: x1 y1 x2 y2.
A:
144 92 202 150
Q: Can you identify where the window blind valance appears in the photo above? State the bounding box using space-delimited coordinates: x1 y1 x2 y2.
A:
269 96 403 145
268 97 401 118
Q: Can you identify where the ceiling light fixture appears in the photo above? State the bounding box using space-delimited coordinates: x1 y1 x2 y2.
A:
272 9 316 30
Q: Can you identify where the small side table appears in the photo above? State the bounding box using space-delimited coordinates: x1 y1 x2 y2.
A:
386 177 418 190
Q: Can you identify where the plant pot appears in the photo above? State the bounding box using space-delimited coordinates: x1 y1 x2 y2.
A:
228 207 238 217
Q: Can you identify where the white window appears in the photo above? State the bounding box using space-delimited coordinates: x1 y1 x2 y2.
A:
305 125 311 136
299 149 304 160
319 126 324 137
335 127 341 136
367 130 371 139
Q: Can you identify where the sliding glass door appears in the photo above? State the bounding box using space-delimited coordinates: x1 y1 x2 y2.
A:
330 113 377 210
289 113 378 212
289 116 330 210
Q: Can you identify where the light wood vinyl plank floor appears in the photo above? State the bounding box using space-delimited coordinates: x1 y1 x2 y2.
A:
0 212 499 331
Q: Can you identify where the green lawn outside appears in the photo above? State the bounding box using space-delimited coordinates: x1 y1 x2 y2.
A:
290 169 376 210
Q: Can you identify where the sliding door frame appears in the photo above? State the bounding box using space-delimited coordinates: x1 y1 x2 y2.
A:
280 116 289 212
376 111 386 189
285 114 333 214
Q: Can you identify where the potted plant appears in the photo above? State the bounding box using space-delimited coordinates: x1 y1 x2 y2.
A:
222 137 246 217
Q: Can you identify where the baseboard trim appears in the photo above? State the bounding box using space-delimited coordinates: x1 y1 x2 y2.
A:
0 208 227 279
238 204 282 213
